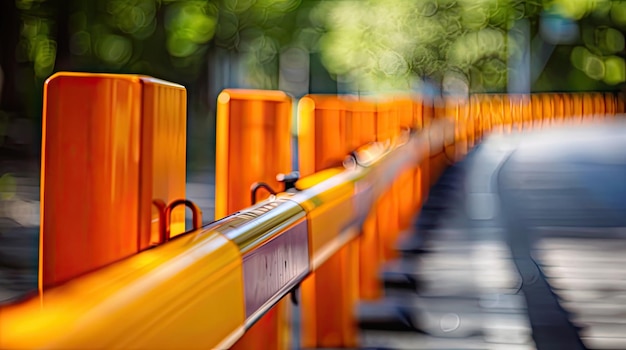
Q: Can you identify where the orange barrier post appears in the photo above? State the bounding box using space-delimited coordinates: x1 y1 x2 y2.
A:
376 100 402 262
603 92 618 118
582 93 595 120
411 97 426 213
348 99 383 301
215 89 293 350
553 94 565 124
561 93 573 123
428 98 448 184
451 96 471 161
393 97 418 230
298 95 360 348
572 93 584 123
215 89 293 219
40 72 186 292
520 94 533 130
469 94 482 143
531 94 543 129
542 94 555 126
592 92 605 120
413 96 432 229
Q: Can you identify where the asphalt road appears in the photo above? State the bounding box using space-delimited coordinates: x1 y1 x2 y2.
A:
360 120 626 350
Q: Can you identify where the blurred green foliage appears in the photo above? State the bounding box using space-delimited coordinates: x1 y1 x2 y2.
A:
13 0 306 86
8 0 626 105
313 0 626 93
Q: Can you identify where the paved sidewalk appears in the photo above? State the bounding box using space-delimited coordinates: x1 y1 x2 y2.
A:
359 121 626 350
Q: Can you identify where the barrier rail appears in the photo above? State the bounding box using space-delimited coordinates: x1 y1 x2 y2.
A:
1 72 624 350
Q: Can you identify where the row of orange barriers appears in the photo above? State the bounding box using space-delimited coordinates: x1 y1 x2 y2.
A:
216 90 625 349
0 72 623 349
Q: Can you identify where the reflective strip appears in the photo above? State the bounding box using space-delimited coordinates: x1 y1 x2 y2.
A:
242 219 310 327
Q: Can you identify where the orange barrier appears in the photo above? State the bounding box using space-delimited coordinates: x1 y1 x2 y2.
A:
9 82 626 350
375 100 402 262
297 95 360 348
462 92 626 137
40 72 187 291
216 89 295 350
215 89 293 220
392 96 420 230
346 99 381 301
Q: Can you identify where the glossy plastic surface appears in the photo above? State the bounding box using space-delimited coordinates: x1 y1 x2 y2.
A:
40 72 186 290
216 89 294 350
215 89 293 220
1 227 244 350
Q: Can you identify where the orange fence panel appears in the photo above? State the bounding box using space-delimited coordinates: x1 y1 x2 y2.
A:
40 72 186 291
215 89 293 220
298 95 350 176
216 89 294 350
298 94 360 348
347 99 381 301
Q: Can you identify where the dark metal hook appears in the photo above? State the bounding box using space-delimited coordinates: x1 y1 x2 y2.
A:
250 182 277 205
163 199 203 242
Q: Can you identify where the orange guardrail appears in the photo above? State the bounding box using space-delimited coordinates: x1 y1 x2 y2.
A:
215 89 293 221
215 89 295 350
2 71 626 350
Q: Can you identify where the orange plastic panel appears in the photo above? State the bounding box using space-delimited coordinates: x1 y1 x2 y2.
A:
377 100 401 260
604 92 617 116
571 94 584 122
541 94 554 127
394 96 415 130
40 72 186 291
301 241 359 348
582 93 594 119
358 212 381 300
376 100 399 142
562 93 573 119
530 94 543 129
553 94 565 122
232 302 289 350
297 95 350 177
140 78 187 244
216 90 293 350
298 95 361 348
413 96 425 130
215 89 293 220
469 95 482 141
348 99 377 147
